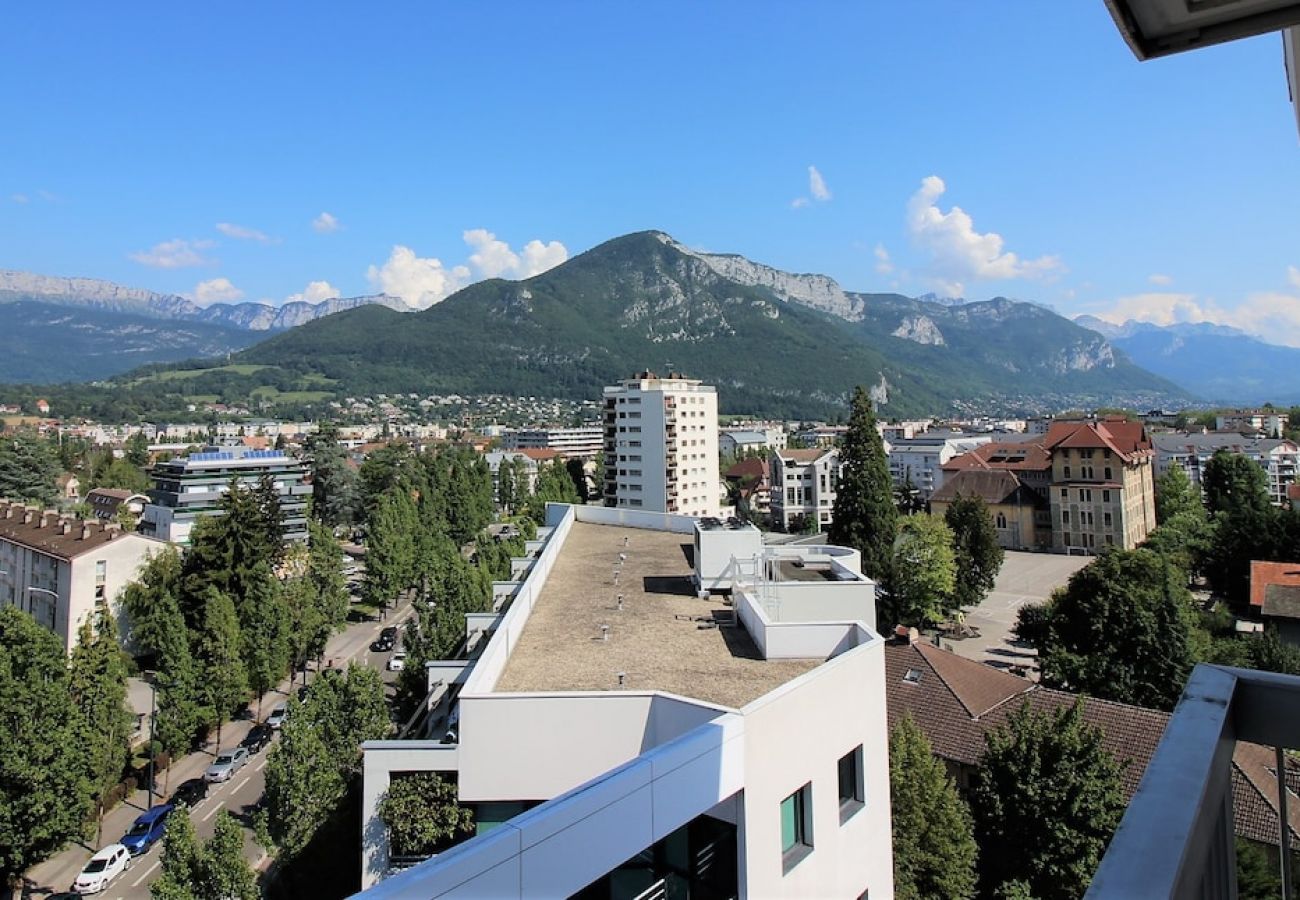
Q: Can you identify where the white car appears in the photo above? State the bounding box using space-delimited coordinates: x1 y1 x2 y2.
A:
266 702 288 729
204 746 250 782
73 843 130 894
387 649 407 671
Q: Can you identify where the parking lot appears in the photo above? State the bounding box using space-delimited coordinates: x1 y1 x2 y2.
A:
939 550 1091 676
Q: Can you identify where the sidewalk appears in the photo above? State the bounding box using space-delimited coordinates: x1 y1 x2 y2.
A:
21 594 411 898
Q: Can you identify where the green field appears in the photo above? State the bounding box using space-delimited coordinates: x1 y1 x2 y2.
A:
131 363 273 385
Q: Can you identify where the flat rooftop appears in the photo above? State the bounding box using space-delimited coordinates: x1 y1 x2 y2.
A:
493 522 819 708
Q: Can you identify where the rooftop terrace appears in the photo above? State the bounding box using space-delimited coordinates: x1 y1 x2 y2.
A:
493 521 818 707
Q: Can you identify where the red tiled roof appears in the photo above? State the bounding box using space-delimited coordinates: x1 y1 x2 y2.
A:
517 448 561 462
1249 560 1300 609
930 469 1037 507
725 458 767 481
1043 419 1152 462
943 440 1052 473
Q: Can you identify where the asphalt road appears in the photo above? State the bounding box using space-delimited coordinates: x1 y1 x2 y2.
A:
23 593 413 900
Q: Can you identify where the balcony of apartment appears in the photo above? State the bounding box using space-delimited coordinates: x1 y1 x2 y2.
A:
1087 664 1300 898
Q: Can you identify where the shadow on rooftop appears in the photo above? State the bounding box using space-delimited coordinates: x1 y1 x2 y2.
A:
642 574 697 597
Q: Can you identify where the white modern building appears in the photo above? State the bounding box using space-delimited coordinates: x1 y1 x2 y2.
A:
139 446 310 545
768 448 840 532
0 500 162 652
503 426 604 459
1215 409 1289 439
603 372 720 518
719 423 787 458
354 503 891 899
1152 432 1300 507
885 432 994 502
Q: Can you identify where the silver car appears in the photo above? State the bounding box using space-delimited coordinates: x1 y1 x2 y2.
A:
204 746 250 782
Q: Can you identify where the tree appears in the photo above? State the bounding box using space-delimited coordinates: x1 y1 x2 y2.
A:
365 487 418 609
1203 450 1271 516
305 423 356 528
0 607 91 885
497 458 517 513
970 700 1125 900
68 615 134 844
1040 548 1196 710
829 386 897 588
889 715 978 900
378 773 475 858
525 459 580 522
890 514 957 626
196 588 247 749
945 494 1005 609
1155 464 1202 524
0 434 59 505
153 810 203 900
92 456 150 493
202 813 258 900
565 457 590 503
240 571 290 714
125 431 151 468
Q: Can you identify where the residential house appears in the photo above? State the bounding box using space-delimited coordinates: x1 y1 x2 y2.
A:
768 448 839 532
1249 560 1300 647
85 488 149 523
929 469 1050 551
723 457 771 517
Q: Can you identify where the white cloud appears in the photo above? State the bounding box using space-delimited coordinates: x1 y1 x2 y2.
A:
193 277 245 306
808 166 831 202
130 238 216 269
1148 273 1173 286
312 212 341 234
873 243 894 275
366 230 568 309
285 280 340 305
790 197 810 209
905 175 1061 295
1288 266 1300 290
1091 289 1300 347
216 222 278 244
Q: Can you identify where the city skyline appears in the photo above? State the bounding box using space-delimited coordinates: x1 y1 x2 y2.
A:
2 3 1298 342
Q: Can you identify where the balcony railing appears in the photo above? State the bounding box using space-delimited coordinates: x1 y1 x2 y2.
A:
1087 664 1299 899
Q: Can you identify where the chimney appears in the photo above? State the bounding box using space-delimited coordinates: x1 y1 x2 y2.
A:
105 523 121 540
59 521 71 536
22 510 34 525
81 524 92 540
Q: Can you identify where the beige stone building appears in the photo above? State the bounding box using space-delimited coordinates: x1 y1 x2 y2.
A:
1044 418 1156 553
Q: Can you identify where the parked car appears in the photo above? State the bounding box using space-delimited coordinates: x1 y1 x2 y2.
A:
204 747 250 783
120 803 174 855
370 634 395 653
73 844 130 894
387 649 407 671
241 724 273 753
171 778 208 808
266 702 288 729
381 625 398 640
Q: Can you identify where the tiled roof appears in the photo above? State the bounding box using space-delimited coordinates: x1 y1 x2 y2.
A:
1249 560 1300 609
1263 584 1300 620
1043 419 1152 462
724 458 767 481
517 448 561 462
777 448 834 463
943 440 1052 473
0 499 146 560
884 641 1295 846
930 470 1039 507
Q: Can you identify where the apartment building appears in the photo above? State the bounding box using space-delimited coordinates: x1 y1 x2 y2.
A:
885 432 993 502
1152 432 1300 507
1045 419 1156 553
602 372 720 518
0 500 161 652
503 425 604 459
355 504 891 899
1215 409 1289 438
930 469 1050 551
768 448 839 531
719 423 787 457
139 446 310 545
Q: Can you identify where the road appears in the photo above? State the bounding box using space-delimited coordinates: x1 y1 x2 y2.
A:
23 593 413 900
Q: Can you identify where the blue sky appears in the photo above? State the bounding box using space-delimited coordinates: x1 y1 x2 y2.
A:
3 3 1299 340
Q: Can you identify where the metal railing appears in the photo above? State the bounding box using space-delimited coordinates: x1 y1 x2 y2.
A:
1087 664 1300 899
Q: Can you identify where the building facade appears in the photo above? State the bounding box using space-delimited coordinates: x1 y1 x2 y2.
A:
139 446 310 545
1045 419 1156 553
930 469 1050 551
355 504 891 899
1152 432 1300 508
602 373 720 518
0 500 161 652
885 432 993 502
503 426 604 459
768 448 839 532
1215 409 1289 438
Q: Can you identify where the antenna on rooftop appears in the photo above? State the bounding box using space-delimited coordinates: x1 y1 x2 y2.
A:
616 672 627 688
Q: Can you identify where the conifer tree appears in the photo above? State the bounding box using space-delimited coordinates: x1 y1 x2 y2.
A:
829 386 897 589
890 715 978 900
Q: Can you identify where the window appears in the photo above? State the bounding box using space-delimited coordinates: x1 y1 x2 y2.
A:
995 512 1007 528
1062 510 1070 525
1064 465 1071 479
1060 488 1068 500
838 746 865 822
1081 489 1092 503
781 784 813 871
1104 467 1113 480
1102 489 1111 503
1104 512 1112 527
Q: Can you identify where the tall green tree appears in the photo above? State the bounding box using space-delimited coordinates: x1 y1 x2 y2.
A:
196 588 247 749
365 487 418 609
1040 548 1196 709
889 715 978 900
829 386 897 588
202 813 259 900
1154 464 1202 524
970 700 1125 900
240 571 291 713
306 519 350 633
92 456 150 493
0 434 59 505
378 773 475 858
945 494 1005 609
125 431 151 468
524 459 580 523
0 607 91 885
1203 450 1271 516
890 514 957 626
68 615 134 844
305 422 356 528
356 442 415 523
152 810 203 900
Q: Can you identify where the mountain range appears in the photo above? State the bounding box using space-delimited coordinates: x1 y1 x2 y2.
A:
0 270 408 381
1074 315 1300 405
2 233 1196 417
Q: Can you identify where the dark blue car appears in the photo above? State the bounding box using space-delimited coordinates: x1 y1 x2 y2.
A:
121 803 175 855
